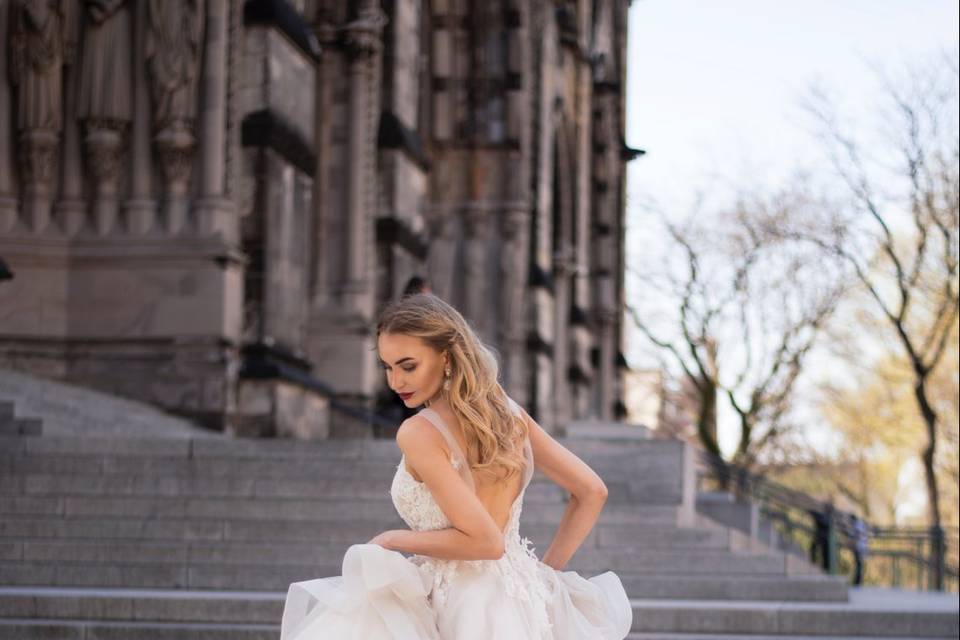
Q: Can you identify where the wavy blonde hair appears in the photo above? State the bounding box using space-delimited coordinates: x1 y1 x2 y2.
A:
376 293 528 479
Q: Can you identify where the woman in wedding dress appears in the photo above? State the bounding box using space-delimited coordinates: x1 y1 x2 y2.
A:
280 293 632 639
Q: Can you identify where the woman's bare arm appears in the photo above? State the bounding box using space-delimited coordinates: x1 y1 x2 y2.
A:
369 416 505 560
524 409 608 570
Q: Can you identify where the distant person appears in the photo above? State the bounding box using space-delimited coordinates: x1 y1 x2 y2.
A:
808 499 836 571
808 507 828 567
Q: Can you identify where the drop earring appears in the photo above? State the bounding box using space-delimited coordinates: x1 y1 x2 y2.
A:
443 366 451 391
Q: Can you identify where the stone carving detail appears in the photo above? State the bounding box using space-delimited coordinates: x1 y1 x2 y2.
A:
145 0 204 130
78 0 132 234
343 4 387 58
78 0 131 122
9 0 76 231
145 0 205 232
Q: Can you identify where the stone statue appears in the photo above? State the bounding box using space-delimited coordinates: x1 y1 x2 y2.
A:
145 0 204 131
145 0 205 233
8 0 77 232
77 0 132 124
9 0 73 131
77 0 132 234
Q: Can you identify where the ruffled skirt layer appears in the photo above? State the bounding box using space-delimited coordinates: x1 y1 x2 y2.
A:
280 544 632 640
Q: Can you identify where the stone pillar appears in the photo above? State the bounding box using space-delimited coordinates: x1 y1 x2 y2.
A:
305 3 386 403
56 19 85 237
194 0 236 243
426 206 458 303
340 2 385 313
597 309 615 420
500 202 530 396
309 21 337 307
124 0 156 234
0 0 18 231
462 202 491 336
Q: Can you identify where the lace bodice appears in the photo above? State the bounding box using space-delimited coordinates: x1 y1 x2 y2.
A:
387 401 553 637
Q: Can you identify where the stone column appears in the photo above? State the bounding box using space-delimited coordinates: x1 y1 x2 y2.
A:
597 309 615 420
124 0 156 234
0 0 18 231
340 2 385 313
194 0 236 243
309 21 337 307
426 206 457 304
56 45 85 236
462 201 490 336
500 202 530 395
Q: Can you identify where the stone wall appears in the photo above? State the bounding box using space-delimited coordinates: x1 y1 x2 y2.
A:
0 0 637 437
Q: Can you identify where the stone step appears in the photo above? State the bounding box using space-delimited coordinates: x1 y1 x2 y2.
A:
0 471 564 502
0 515 740 550
626 635 955 640
0 538 793 571
0 552 801 595
0 588 953 639
0 433 678 460
0 587 283 624
0 553 803 591
619 574 849 602
0 618 277 639
0 470 682 506
0 494 685 525
629 596 960 637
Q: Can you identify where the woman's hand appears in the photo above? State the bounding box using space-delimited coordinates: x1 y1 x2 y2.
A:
368 530 404 550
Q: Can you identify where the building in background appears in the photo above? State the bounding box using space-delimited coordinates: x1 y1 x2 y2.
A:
0 0 639 437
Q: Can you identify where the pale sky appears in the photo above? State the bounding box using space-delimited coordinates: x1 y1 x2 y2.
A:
622 0 959 476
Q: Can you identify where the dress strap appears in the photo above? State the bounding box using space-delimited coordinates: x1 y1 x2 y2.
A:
417 408 475 491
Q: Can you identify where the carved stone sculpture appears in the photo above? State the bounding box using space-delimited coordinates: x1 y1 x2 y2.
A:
145 0 205 232
78 0 132 234
9 0 74 232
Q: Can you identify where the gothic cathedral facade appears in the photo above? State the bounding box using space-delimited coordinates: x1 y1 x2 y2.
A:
0 0 637 437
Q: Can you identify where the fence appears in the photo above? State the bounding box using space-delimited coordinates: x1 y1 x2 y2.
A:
697 450 958 592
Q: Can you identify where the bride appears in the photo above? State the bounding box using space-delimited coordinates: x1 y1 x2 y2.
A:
280 293 632 639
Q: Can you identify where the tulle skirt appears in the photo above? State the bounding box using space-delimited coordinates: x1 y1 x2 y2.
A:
280 544 632 640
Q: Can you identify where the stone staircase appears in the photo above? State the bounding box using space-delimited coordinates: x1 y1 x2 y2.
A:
0 401 41 437
0 401 956 638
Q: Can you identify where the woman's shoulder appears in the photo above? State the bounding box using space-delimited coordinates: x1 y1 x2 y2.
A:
396 412 443 449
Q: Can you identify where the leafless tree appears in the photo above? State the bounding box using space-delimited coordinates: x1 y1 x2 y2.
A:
628 200 846 473
786 53 960 542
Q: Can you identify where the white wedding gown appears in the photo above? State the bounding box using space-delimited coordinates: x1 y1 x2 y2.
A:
279 399 633 639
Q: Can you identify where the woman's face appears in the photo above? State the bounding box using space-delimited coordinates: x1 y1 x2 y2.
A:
377 332 447 407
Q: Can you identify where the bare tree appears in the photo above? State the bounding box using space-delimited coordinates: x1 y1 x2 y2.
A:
628 201 845 472
790 53 960 543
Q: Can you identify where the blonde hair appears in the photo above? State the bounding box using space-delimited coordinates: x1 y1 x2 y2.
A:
376 293 528 479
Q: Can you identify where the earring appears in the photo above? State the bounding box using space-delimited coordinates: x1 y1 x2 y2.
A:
443 367 451 391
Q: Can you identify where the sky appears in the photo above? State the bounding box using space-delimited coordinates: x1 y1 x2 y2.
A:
622 0 959 490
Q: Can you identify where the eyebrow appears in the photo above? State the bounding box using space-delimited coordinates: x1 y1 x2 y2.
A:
379 357 416 366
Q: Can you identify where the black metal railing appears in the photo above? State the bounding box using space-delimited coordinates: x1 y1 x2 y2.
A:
697 450 959 592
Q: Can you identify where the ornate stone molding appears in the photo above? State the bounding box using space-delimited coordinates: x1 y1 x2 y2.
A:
154 126 195 233
84 120 128 234
342 4 386 58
